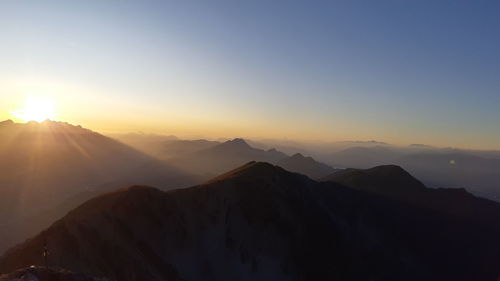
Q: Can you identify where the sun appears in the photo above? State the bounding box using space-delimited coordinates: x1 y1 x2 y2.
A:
12 96 56 122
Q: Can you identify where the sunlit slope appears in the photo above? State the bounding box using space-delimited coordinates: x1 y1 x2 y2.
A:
0 120 198 253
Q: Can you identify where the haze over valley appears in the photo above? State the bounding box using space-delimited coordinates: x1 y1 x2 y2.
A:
1 1 500 280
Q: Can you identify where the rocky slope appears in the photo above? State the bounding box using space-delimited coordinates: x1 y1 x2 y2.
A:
0 162 499 281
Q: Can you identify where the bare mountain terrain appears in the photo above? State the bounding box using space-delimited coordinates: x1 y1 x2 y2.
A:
111 133 220 160
135 137 338 180
277 153 339 179
169 138 288 175
111 133 500 201
327 145 500 201
322 165 500 223
395 152 500 201
1 162 499 281
0 120 199 254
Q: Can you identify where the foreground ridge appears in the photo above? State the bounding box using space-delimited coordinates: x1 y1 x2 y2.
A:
0 162 499 281
0 266 112 281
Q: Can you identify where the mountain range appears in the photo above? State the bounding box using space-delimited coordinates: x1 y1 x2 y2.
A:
115 136 338 180
327 145 500 201
113 132 500 201
0 120 199 254
1 162 499 281
167 138 287 175
277 153 339 179
0 121 339 255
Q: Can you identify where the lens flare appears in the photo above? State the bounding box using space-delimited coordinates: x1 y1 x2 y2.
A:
12 96 56 122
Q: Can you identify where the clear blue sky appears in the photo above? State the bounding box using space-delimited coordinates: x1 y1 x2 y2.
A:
1 0 499 149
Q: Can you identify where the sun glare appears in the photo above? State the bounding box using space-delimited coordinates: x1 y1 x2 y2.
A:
13 96 56 122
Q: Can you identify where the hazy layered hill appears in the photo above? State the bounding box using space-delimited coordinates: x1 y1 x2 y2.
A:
1 162 499 281
170 138 288 175
158 139 222 160
276 153 339 179
322 165 500 224
110 133 220 159
327 145 500 201
0 120 195 215
328 146 402 168
120 135 340 180
396 152 500 201
0 120 198 254
322 165 427 193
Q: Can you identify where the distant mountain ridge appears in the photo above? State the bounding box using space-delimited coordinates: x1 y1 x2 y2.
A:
1 162 499 281
322 165 500 225
395 151 500 201
0 120 198 254
322 165 426 192
277 153 339 179
170 138 288 175
0 120 196 212
327 145 500 202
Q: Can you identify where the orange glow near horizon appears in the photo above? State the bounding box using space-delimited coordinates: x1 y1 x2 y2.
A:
12 96 57 122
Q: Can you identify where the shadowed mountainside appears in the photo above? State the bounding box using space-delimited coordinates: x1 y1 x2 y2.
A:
395 152 500 201
0 266 112 281
322 165 500 224
170 138 288 175
0 120 199 255
1 162 499 281
111 133 220 160
327 145 500 201
276 153 339 179
328 146 402 168
121 136 337 181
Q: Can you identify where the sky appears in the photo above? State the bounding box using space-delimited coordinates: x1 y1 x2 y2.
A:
1 0 500 149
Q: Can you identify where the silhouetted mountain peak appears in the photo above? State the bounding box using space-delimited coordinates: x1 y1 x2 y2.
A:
0 120 14 126
0 120 197 254
203 138 255 154
106 185 160 196
322 164 426 193
0 119 95 136
224 138 251 147
367 164 413 175
183 138 288 175
276 153 337 179
205 161 289 184
286 153 318 165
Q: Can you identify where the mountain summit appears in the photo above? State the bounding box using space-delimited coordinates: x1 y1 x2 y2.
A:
322 165 426 192
209 138 263 154
222 138 252 148
322 165 500 225
277 153 339 179
170 138 288 175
